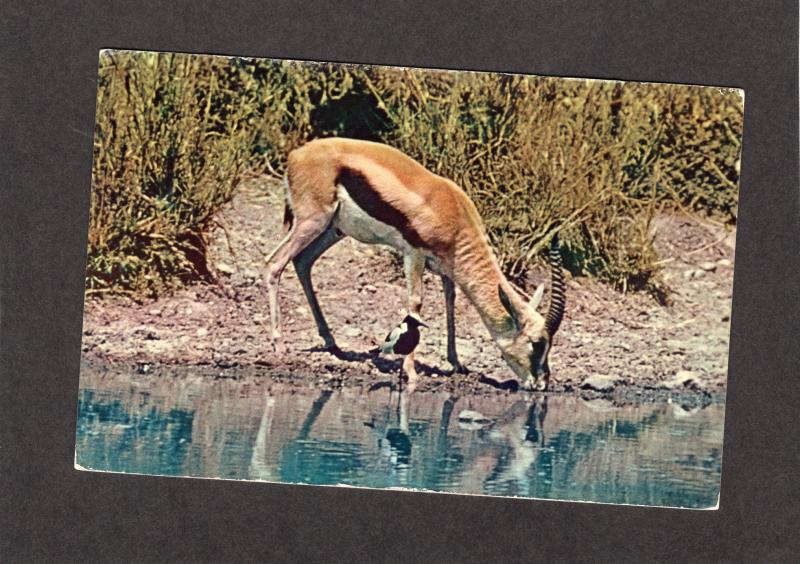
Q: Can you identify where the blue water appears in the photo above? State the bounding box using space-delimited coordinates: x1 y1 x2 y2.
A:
75 377 724 508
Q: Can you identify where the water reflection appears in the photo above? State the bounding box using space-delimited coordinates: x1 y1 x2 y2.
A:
75 375 723 508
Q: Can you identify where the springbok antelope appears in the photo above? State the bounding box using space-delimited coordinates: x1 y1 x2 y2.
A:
263 137 565 391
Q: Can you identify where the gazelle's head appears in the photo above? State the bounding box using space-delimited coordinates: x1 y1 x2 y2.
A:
497 239 566 391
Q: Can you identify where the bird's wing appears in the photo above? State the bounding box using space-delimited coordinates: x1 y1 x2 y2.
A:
380 323 406 354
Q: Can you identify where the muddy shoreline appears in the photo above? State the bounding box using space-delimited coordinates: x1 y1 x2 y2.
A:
80 356 721 411
80 178 734 406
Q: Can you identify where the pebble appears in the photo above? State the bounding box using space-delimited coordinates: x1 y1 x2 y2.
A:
457 410 493 423
580 374 618 392
457 410 494 429
664 370 704 391
699 261 717 272
343 326 362 337
216 262 235 275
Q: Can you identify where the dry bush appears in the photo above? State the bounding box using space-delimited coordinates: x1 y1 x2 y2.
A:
88 51 261 295
87 53 742 298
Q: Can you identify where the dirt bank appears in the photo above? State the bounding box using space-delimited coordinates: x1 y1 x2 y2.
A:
80 177 735 398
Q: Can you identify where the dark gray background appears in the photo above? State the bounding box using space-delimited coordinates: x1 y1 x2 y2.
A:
1 1 798 561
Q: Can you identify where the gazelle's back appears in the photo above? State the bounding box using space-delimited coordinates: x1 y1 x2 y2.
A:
287 138 483 263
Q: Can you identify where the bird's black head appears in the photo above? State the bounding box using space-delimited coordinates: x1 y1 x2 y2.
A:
403 314 428 328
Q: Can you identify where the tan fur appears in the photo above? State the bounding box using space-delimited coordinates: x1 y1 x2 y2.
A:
266 138 552 389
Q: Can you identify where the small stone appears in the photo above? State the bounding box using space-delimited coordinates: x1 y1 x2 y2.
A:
343 326 362 337
149 308 162 316
457 410 492 423
457 410 494 429
699 261 717 272
717 258 732 268
363 284 378 293
196 327 208 338
580 375 618 393
665 370 704 390
216 262 235 275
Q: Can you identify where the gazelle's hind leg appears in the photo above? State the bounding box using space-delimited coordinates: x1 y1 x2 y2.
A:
292 226 345 350
263 216 333 352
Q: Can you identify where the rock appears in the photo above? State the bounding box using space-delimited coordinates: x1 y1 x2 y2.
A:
457 410 492 423
580 375 618 393
717 258 732 268
216 262 235 275
148 308 162 316
343 326 362 337
196 327 208 338
457 410 494 429
699 261 717 272
664 370 704 391
363 284 378 293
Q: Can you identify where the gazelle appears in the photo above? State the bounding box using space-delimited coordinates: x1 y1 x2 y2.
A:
263 137 565 391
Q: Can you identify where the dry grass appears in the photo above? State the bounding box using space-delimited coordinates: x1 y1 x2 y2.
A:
87 52 743 298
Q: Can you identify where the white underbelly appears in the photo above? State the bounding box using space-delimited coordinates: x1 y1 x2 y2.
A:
333 187 411 252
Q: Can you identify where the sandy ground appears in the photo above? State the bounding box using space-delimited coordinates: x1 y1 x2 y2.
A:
80 178 735 399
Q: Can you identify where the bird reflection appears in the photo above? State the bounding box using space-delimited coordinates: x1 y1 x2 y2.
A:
380 391 411 471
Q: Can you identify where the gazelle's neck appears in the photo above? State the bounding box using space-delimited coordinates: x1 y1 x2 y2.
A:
450 231 521 339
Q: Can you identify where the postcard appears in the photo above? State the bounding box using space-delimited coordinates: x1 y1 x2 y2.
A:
76 50 742 508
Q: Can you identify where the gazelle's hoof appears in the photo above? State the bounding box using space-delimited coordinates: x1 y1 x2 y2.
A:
321 335 339 351
522 377 548 392
449 361 469 375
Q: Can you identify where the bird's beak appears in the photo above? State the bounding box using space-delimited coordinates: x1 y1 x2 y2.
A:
419 321 428 328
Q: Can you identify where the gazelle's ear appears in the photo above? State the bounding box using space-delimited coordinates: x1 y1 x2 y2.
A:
498 285 520 331
528 283 545 312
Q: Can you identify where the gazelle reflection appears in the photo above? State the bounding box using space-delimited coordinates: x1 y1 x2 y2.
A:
462 394 549 493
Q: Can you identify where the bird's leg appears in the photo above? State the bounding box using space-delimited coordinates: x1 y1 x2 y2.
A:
402 253 425 392
403 354 419 392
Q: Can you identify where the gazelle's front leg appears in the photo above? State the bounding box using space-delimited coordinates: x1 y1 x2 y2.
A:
441 275 466 373
403 253 425 389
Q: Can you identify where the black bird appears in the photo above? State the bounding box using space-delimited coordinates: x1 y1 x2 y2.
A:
380 314 428 356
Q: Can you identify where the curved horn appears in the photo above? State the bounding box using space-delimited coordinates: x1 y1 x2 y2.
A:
545 234 566 337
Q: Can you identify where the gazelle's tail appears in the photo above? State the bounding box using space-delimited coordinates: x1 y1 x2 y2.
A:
282 175 294 231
